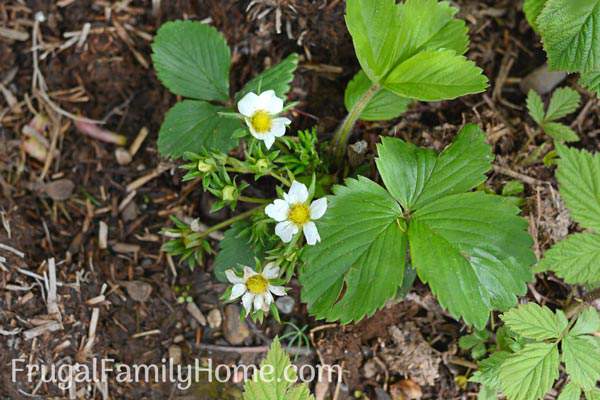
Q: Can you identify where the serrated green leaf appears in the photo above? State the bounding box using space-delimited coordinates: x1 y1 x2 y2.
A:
501 303 568 340
300 176 406 323
383 50 488 101
157 100 242 158
537 0 600 73
542 122 580 143
151 21 230 101
376 124 493 211
570 307 600 337
524 0 549 32
243 338 314 400
580 71 600 96
499 342 560 400
213 222 260 282
537 233 600 285
555 145 600 231
236 54 299 100
586 388 600 400
558 382 582 400
545 87 581 121
424 18 469 55
344 70 412 121
527 90 546 125
478 385 499 400
471 351 511 389
562 334 600 390
409 192 534 329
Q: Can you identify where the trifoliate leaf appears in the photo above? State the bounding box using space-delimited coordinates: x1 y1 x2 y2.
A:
501 303 568 340
580 71 600 96
344 70 412 121
499 342 560 400
424 18 469 56
236 53 299 100
536 233 600 285
471 351 511 389
152 21 230 101
562 333 600 390
376 124 493 211
545 87 581 121
527 90 546 125
542 122 580 143
213 221 261 282
300 177 407 323
555 145 600 231
383 50 488 101
243 338 314 400
570 307 600 337
409 192 534 329
558 382 582 400
524 0 548 32
537 0 600 73
157 100 242 158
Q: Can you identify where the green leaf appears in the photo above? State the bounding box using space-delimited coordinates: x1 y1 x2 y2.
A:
562 333 600 390
558 382 582 400
344 70 412 121
477 385 499 400
586 389 600 400
542 122 580 143
243 338 314 400
300 176 407 323
151 20 230 101
383 50 488 101
376 124 493 211
537 0 600 73
500 303 568 340
555 145 600 231
524 0 548 32
471 351 511 389
527 90 546 125
158 100 242 158
570 307 600 337
537 233 600 285
409 192 534 329
236 54 299 100
213 222 258 282
580 71 600 96
545 87 581 121
499 342 560 400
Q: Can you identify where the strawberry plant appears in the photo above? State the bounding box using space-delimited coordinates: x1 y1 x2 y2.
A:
527 87 582 143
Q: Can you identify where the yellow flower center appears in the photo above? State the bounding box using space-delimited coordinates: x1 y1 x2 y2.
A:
246 275 268 294
250 110 272 133
288 203 310 226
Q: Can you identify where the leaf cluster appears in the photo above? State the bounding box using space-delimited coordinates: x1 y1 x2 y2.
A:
526 87 581 143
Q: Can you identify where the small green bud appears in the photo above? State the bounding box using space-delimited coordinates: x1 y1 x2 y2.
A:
198 160 215 173
255 158 269 171
222 185 237 201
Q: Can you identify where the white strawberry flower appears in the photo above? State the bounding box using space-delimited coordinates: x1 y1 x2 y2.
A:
237 90 291 149
225 263 286 314
265 181 327 245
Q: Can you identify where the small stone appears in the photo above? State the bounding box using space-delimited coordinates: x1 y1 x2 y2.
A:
275 296 295 314
168 345 182 365
44 179 75 201
121 201 139 222
363 360 378 379
115 148 132 165
223 304 250 345
520 64 568 95
207 308 222 329
375 388 391 400
120 280 153 302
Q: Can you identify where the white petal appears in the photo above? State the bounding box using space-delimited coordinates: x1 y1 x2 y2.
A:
242 292 254 314
257 90 283 114
262 291 273 311
265 199 289 222
225 269 244 284
238 92 259 117
262 262 280 279
275 221 298 243
270 118 290 137
303 221 320 245
245 120 262 140
254 294 264 311
263 133 276 149
286 181 309 204
243 266 257 280
309 197 328 220
269 285 286 297
230 283 247 300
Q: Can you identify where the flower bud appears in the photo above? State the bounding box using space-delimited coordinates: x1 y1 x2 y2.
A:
222 185 237 201
255 158 269 172
197 160 215 173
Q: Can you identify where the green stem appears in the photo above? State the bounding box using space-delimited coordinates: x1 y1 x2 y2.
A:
331 83 381 165
239 195 271 204
199 206 264 239
225 167 291 187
